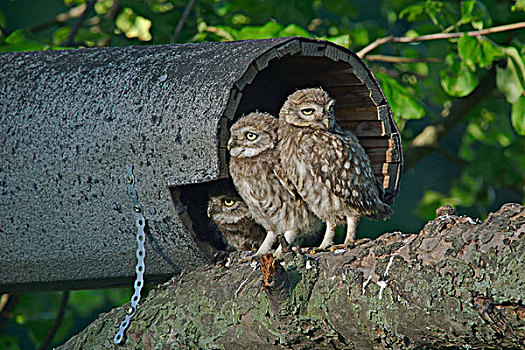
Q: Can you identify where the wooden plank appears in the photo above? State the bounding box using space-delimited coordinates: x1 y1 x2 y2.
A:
275 39 301 57
300 41 327 57
255 48 278 70
234 63 258 90
335 106 379 120
365 147 401 163
324 44 350 62
316 71 362 86
377 105 393 134
223 89 243 120
335 95 376 109
330 83 370 95
370 162 401 178
218 117 229 148
339 120 387 137
218 147 229 178
364 74 386 106
382 173 391 190
330 84 374 109
359 136 391 149
347 54 368 82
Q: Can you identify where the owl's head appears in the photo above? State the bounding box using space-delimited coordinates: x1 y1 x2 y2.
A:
207 194 250 225
279 88 336 130
227 112 278 158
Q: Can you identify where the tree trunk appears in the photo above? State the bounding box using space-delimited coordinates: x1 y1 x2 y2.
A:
59 203 525 349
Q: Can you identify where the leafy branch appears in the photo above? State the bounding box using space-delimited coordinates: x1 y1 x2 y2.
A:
63 0 97 46
171 0 197 43
366 55 443 63
357 22 525 58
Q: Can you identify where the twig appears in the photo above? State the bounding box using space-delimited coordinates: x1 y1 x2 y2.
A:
29 4 87 33
366 55 443 63
64 0 97 46
38 291 70 350
357 22 525 58
171 0 197 43
0 294 19 333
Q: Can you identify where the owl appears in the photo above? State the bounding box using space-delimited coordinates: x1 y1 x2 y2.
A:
207 181 266 251
278 88 393 250
228 112 321 256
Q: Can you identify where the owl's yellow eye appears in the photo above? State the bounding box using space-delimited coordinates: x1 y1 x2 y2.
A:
224 199 235 206
301 108 315 116
245 132 258 141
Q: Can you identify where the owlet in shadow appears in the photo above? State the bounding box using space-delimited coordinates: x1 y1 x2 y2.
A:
278 88 392 250
207 182 266 251
228 112 321 256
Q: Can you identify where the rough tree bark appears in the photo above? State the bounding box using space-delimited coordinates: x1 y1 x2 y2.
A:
59 203 524 349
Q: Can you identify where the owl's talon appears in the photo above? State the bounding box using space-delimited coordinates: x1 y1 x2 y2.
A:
292 246 303 254
330 242 354 251
307 246 328 254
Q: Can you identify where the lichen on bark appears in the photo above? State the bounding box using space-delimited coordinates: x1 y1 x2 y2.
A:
59 203 525 349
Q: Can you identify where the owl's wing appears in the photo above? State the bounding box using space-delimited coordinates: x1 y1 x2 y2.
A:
274 167 301 201
308 131 382 211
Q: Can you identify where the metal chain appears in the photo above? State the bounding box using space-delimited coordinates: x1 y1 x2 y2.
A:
114 165 146 344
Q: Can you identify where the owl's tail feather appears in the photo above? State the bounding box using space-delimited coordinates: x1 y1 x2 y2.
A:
378 203 394 220
367 203 393 221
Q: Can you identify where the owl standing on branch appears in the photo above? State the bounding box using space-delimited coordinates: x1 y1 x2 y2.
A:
207 183 266 251
278 88 392 250
228 112 321 256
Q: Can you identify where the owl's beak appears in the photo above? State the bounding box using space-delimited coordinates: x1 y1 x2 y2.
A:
207 206 212 218
322 118 331 129
227 138 233 151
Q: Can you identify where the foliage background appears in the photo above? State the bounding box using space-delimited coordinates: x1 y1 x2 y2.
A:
0 0 523 348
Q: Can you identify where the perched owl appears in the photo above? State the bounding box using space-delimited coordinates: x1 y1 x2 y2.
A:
228 112 321 256
207 182 266 251
278 88 392 250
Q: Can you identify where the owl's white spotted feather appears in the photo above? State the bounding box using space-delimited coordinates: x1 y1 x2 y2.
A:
278 88 392 249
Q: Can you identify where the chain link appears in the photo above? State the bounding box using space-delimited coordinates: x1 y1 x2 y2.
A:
114 165 146 344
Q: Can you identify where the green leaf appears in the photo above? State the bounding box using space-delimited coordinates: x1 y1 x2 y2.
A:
350 28 368 47
426 1 460 30
52 27 71 45
496 57 525 104
511 97 525 135
375 72 425 121
0 29 51 52
479 39 499 68
278 23 311 38
440 53 479 97
512 0 525 11
326 34 351 48
466 108 515 147
115 7 152 41
236 21 283 39
399 3 426 21
461 0 492 29
458 35 500 69
458 34 481 69
503 46 525 90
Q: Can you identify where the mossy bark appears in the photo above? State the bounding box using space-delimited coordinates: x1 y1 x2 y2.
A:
59 203 525 349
